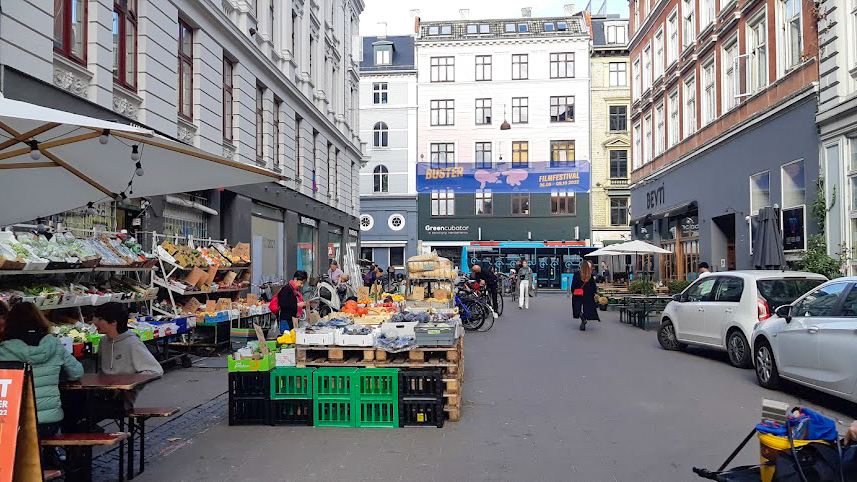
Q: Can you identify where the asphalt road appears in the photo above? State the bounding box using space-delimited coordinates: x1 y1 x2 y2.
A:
132 293 857 481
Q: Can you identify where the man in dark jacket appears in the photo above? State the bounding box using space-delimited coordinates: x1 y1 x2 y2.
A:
471 264 499 312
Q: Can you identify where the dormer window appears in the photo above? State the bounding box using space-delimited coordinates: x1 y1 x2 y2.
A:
428 26 439 35
544 22 555 31
373 42 393 66
518 23 529 32
479 24 489 33
440 25 452 35
557 21 568 30
467 24 478 34
505 23 516 32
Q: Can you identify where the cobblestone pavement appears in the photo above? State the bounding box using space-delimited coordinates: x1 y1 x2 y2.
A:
87 294 856 481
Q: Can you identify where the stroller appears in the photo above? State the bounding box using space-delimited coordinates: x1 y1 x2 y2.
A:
693 406 857 481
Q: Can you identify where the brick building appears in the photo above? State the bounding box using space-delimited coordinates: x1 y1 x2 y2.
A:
628 0 820 280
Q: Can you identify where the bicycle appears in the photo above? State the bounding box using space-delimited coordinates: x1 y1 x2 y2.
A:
454 281 494 331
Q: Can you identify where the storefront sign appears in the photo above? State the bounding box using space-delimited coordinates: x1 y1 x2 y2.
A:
646 186 665 209
417 161 591 193
329 227 342 235
680 216 699 239
299 216 317 228
348 229 359 237
782 206 806 251
328 244 336 258
424 224 470 235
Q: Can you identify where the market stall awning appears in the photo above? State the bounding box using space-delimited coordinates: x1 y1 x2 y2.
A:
0 97 284 226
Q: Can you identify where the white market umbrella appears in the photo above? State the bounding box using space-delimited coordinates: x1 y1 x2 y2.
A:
606 240 672 254
585 248 624 257
0 97 283 225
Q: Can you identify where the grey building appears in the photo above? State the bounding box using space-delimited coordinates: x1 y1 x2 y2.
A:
2 0 365 283
358 36 419 270
817 0 857 275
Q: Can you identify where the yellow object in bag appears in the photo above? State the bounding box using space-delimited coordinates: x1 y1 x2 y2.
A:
277 329 296 344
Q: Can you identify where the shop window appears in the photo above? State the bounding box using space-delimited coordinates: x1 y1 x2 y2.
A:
373 165 389 193
54 0 87 64
550 140 575 168
390 247 405 267
476 190 493 215
781 160 805 208
512 193 530 215
297 224 317 277
177 20 193 119
113 0 137 89
551 190 575 215
361 247 373 262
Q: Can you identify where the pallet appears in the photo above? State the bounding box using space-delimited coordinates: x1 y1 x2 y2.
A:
296 345 375 365
377 338 462 363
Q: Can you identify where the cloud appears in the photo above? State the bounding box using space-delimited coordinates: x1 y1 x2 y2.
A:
359 0 630 37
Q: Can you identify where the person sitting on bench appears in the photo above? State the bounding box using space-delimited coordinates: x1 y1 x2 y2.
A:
0 302 84 466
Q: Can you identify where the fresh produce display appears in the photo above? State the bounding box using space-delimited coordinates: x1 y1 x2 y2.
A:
160 242 209 268
198 246 231 267
213 243 250 265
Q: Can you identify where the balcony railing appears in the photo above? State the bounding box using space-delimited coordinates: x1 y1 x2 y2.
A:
609 178 629 187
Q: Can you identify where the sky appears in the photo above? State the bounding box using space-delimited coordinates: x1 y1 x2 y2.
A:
359 0 630 37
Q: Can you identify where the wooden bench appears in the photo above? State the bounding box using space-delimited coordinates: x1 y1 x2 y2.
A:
41 432 129 482
127 407 180 479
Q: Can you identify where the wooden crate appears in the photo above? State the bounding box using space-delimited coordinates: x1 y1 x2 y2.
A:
296 345 375 368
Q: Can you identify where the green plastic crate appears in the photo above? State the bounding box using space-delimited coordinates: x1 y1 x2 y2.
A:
354 368 399 400
313 399 354 427
356 400 398 428
227 353 275 372
270 367 315 400
313 368 358 399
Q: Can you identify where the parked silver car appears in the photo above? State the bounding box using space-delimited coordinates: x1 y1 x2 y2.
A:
751 277 857 403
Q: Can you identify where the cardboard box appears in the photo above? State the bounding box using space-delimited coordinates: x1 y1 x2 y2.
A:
205 300 216 312
357 286 370 300
434 289 451 301
216 298 232 311
184 267 207 288
408 286 425 301
183 297 202 313
205 266 218 285
222 271 238 286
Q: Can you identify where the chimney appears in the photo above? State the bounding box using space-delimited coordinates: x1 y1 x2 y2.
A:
564 3 575 15
459 9 470 20
409 9 420 17
521 7 532 17
377 22 388 39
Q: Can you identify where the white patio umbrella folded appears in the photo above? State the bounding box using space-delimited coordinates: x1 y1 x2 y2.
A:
0 97 284 226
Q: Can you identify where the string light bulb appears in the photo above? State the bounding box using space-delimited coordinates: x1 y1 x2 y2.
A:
29 141 41 160
86 202 96 216
135 162 144 177
130 145 140 161
99 129 110 145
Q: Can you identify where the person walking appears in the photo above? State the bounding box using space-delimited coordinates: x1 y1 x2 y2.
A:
516 260 532 310
277 271 308 334
601 261 611 283
571 260 600 331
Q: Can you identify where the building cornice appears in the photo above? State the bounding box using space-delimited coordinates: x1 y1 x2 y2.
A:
416 36 589 48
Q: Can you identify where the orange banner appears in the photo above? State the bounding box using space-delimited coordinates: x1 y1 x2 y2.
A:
0 368 24 482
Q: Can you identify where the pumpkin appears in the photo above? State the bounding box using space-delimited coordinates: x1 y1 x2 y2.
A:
356 307 369 316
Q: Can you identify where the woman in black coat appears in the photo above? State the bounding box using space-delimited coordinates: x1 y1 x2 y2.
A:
571 260 600 331
277 271 308 334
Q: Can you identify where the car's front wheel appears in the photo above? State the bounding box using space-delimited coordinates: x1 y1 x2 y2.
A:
726 330 752 368
754 339 781 389
658 319 687 351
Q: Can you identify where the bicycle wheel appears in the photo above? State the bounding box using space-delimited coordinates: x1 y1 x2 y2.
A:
495 290 504 316
476 300 495 331
459 298 485 331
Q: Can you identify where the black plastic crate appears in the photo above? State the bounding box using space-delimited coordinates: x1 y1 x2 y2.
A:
228 371 271 399
229 397 270 426
399 369 444 399
269 399 313 426
399 399 444 428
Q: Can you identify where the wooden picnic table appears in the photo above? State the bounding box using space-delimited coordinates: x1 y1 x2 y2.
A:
616 295 674 329
61 373 161 391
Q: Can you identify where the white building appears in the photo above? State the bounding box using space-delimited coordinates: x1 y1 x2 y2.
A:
357 35 419 269
414 8 593 281
1 0 365 279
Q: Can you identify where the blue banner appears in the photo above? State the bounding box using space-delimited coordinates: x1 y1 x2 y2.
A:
417 161 591 193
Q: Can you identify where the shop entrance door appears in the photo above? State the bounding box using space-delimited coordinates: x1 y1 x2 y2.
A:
251 215 284 293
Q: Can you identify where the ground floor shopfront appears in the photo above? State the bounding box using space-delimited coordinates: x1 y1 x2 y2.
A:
358 196 418 273
629 94 819 281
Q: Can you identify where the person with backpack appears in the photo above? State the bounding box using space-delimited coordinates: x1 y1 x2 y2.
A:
363 266 377 287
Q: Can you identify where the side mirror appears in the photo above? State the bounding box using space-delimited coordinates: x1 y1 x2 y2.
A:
774 304 792 323
672 294 684 302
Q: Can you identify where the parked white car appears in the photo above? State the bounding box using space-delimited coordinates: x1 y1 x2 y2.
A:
657 271 827 368
751 277 857 403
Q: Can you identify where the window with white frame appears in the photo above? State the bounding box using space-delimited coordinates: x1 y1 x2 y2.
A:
633 121 642 169
654 27 664 80
748 14 768 93
430 100 455 126
683 0 696 48
643 113 653 164
655 102 665 156
632 56 641 101
701 58 716 125
373 82 388 104
781 0 802 70
607 24 627 44
375 48 391 65
551 190 575 215
609 62 627 86
700 0 715 29
643 44 652 91
609 106 627 131
852 0 857 69
373 121 388 147
373 165 389 193
684 75 697 137
750 171 771 214
431 189 455 216
722 40 738 111
667 11 679 64
782 159 806 208
668 89 679 148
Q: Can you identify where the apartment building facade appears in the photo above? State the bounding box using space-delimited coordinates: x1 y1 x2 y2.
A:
1 0 365 281
816 0 857 274
358 35 419 270
414 10 594 280
628 0 820 280
589 14 633 249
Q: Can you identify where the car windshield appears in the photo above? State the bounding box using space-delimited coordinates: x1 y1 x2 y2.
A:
757 278 825 308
